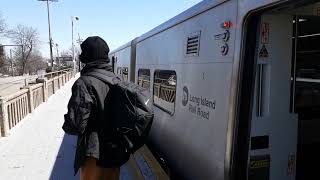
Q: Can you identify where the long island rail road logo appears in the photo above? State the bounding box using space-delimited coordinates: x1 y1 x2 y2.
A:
182 86 216 120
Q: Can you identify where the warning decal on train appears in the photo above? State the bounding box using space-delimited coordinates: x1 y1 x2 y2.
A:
250 159 270 169
259 44 269 58
249 155 270 180
183 86 216 120
261 23 269 44
182 86 189 106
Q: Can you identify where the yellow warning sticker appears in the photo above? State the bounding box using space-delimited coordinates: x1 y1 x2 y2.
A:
250 159 270 169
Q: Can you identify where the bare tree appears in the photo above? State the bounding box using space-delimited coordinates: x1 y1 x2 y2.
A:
0 12 7 72
60 49 72 57
0 12 6 37
27 50 46 74
0 45 5 68
61 46 80 57
7 24 40 75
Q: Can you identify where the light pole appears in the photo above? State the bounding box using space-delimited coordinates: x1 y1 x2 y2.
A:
55 43 60 69
71 16 79 72
38 0 57 71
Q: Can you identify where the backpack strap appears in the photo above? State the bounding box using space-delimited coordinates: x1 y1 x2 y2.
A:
83 69 122 85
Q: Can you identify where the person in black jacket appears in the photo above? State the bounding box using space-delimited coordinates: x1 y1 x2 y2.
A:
63 36 120 180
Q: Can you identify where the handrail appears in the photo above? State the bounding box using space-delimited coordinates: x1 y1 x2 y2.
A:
29 83 43 91
47 78 54 83
42 68 73 79
2 89 29 102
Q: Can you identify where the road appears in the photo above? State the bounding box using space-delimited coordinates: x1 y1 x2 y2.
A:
0 76 38 97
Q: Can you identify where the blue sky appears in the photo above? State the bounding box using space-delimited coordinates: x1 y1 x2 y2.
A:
0 0 203 58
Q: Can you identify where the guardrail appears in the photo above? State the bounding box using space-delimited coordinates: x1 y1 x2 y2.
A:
0 70 75 137
0 69 73 96
43 68 73 79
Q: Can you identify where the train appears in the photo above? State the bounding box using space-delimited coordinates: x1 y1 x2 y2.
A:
108 0 320 179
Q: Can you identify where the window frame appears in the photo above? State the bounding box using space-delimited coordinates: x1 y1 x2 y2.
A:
117 67 129 81
137 69 151 91
153 69 177 115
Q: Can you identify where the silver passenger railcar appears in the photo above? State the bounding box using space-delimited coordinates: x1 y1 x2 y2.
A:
110 0 320 179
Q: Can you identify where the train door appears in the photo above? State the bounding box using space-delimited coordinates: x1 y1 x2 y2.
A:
248 3 320 180
249 14 298 180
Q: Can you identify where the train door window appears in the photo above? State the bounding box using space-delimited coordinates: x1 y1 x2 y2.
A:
153 70 177 114
138 69 150 90
122 67 129 81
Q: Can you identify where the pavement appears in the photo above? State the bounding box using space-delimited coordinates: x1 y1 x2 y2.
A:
0 74 147 180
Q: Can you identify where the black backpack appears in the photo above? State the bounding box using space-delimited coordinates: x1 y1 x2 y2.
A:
84 69 154 163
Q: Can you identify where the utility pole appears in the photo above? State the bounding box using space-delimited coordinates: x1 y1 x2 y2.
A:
71 16 79 72
55 43 60 69
10 49 13 76
38 0 57 71
77 33 83 71
72 17 74 72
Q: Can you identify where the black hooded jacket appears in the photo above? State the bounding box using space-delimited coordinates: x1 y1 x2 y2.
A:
63 36 114 175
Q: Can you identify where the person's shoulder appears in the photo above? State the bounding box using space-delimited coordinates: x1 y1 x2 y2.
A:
78 75 97 86
78 75 110 91
72 77 86 90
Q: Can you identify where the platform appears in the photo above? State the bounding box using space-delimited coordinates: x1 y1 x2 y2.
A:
0 74 168 180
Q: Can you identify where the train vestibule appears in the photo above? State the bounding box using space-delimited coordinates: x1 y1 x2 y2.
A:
249 3 320 180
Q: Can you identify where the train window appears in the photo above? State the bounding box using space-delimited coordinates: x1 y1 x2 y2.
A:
116 67 128 81
138 69 150 90
153 70 177 114
122 67 128 81
117 67 122 75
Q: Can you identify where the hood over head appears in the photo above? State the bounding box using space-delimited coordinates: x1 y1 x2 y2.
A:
79 36 110 64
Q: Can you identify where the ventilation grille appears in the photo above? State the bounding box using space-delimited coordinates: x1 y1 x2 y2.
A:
186 31 201 56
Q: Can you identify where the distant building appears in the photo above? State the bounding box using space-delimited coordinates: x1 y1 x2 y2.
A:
59 56 73 67
47 56 73 68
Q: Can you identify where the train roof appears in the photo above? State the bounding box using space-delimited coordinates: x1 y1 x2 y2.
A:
109 41 132 55
109 0 228 54
137 0 228 43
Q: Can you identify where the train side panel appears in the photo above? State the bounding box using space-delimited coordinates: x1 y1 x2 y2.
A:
135 0 238 179
111 46 132 81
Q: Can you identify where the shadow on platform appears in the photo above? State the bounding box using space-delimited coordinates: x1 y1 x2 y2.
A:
48 134 139 180
49 134 79 180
